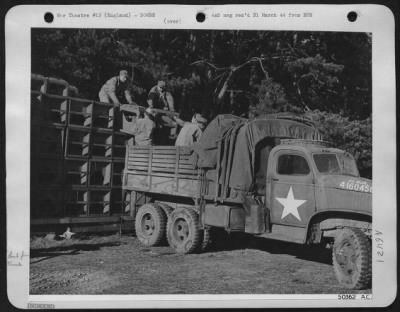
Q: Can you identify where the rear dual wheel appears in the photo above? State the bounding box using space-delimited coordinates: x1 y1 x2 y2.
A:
135 204 167 247
167 208 202 254
136 204 209 254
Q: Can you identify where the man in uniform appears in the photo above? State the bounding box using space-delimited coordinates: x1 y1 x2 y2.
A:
99 70 134 106
147 80 175 111
130 108 156 146
120 106 155 146
147 80 177 144
174 113 207 146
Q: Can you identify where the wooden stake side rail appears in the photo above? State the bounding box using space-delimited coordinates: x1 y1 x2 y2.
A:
128 162 195 170
124 145 246 204
126 147 196 172
31 74 132 225
124 146 201 198
31 90 113 108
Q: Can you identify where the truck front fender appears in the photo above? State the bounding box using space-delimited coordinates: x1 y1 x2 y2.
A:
305 210 372 244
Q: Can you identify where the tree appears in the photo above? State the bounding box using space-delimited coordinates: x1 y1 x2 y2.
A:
306 110 372 178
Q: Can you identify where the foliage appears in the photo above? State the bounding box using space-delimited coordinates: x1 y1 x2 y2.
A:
306 110 372 178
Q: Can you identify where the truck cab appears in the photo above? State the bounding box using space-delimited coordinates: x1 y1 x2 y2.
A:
261 140 372 289
265 140 371 238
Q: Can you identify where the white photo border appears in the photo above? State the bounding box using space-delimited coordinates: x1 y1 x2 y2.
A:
5 4 397 308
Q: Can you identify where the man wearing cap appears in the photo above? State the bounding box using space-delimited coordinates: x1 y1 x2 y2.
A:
174 113 207 146
147 80 175 111
120 106 156 146
99 70 134 106
130 108 156 146
148 81 177 144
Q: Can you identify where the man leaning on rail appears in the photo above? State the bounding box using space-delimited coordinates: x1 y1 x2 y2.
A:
99 70 134 106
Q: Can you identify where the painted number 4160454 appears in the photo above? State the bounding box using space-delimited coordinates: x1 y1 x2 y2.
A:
339 180 372 193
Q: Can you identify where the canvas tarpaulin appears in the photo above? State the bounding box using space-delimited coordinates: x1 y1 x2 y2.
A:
191 114 323 196
228 118 323 192
191 114 246 168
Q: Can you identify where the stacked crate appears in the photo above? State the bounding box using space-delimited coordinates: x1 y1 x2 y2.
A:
31 74 132 221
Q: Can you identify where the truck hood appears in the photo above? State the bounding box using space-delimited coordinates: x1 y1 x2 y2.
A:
316 175 372 215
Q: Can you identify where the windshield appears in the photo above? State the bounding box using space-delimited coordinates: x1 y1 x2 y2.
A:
339 152 360 177
313 153 359 177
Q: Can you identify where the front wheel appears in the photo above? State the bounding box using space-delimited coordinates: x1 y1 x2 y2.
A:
167 208 202 254
332 228 371 289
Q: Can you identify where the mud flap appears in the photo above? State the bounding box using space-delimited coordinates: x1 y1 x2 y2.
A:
243 196 266 234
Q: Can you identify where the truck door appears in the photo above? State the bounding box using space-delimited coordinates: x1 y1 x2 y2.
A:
268 151 316 227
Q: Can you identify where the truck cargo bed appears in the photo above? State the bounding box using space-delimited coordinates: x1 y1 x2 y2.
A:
123 146 202 198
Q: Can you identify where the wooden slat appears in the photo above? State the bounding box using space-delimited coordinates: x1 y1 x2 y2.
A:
129 146 192 154
126 169 198 178
148 167 175 173
127 167 197 175
130 147 179 152
128 149 149 154
128 158 149 163
127 161 148 166
154 155 192 161
157 169 197 175
153 154 190 160
127 166 148 172
128 160 193 167
129 161 195 170
129 149 192 157
153 165 196 171
127 161 148 167
128 155 149 159
152 157 192 162
142 150 180 155
148 146 177 150
178 164 196 169
127 167 148 172
129 159 194 166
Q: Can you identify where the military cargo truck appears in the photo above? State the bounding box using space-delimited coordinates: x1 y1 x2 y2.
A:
123 114 372 289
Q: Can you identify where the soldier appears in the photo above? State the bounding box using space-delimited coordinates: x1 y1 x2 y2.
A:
147 80 175 111
174 113 207 146
99 70 134 106
148 80 177 144
130 108 156 146
120 106 155 146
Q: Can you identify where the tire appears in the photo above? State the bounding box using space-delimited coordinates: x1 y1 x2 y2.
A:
135 203 167 247
156 203 173 217
332 228 371 289
167 208 202 254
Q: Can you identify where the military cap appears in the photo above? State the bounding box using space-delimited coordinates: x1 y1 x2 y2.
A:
194 113 207 125
119 70 129 77
157 80 166 89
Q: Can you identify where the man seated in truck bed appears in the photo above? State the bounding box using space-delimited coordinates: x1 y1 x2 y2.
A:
174 113 208 146
120 105 156 146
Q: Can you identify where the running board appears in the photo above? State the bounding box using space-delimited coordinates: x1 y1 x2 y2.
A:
256 224 306 244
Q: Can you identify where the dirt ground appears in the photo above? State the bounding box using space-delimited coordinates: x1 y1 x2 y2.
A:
30 232 371 295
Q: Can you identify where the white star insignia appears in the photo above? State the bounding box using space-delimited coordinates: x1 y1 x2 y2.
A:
275 187 307 221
